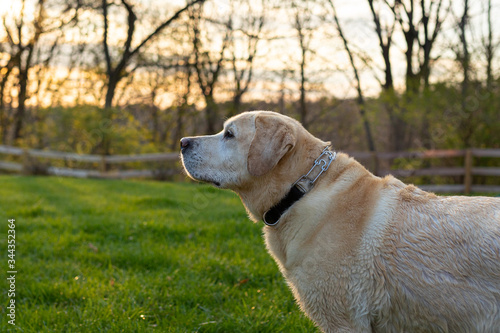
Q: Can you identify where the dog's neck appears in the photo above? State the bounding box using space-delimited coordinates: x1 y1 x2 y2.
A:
236 135 330 223
262 146 336 226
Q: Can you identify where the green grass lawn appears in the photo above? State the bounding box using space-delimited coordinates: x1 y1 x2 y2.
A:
0 176 318 332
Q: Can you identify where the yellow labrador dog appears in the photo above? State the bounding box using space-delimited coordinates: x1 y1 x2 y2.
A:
180 111 500 332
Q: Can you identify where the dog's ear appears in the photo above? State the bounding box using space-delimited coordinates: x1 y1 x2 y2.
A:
247 114 295 176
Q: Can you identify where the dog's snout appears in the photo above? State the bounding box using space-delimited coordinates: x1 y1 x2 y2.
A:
180 137 191 151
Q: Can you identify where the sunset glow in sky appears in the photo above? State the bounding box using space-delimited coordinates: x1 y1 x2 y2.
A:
1 0 499 109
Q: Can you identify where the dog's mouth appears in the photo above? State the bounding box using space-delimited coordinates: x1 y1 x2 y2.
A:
205 177 222 187
181 158 223 188
196 175 222 188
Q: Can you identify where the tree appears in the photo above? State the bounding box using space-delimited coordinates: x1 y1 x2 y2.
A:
387 0 449 92
483 0 496 91
367 0 396 91
326 0 376 153
291 0 316 128
170 58 194 150
385 0 450 149
0 0 78 144
226 0 266 116
0 41 15 142
100 0 206 109
189 3 230 133
457 0 473 148
366 0 410 151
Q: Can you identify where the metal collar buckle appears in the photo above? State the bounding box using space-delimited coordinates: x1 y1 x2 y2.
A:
262 146 336 227
293 146 336 193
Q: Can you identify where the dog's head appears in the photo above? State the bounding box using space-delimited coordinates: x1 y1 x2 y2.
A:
180 111 301 189
180 111 328 221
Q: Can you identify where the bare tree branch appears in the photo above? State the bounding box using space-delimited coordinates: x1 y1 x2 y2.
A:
129 0 206 59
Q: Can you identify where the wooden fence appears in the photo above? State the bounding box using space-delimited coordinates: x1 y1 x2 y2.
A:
0 145 179 180
0 145 499 194
349 149 500 194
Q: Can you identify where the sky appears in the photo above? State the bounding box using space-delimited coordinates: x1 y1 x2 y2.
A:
203 0 500 100
1 0 500 107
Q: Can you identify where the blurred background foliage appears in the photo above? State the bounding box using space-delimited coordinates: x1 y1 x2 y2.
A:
0 0 499 156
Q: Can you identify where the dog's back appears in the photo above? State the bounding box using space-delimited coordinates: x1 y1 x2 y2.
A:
371 186 500 332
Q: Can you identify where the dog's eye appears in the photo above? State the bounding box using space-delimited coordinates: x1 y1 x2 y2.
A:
224 130 234 139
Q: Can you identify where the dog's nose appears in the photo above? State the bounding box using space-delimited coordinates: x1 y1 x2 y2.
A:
180 137 191 150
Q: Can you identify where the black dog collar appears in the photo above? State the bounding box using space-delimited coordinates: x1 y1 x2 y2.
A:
263 146 337 226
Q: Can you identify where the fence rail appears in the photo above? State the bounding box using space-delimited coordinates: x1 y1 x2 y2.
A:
350 148 500 194
0 145 179 180
0 145 499 194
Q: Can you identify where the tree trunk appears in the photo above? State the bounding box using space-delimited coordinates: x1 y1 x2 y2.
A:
404 33 418 92
485 0 493 91
171 105 185 151
152 106 159 144
459 0 471 148
420 87 432 149
279 69 287 114
382 46 393 90
11 68 29 143
0 65 13 144
104 73 121 109
231 93 242 117
205 95 217 133
299 47 307 129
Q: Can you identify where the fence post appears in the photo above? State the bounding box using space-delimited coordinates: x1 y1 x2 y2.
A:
21 149 30 174
464 149 472 195
100 155 108 174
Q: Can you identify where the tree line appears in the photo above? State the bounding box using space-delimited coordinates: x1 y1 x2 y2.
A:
0 0 499 155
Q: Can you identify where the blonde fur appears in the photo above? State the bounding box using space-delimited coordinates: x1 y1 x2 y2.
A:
181 111 500 332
